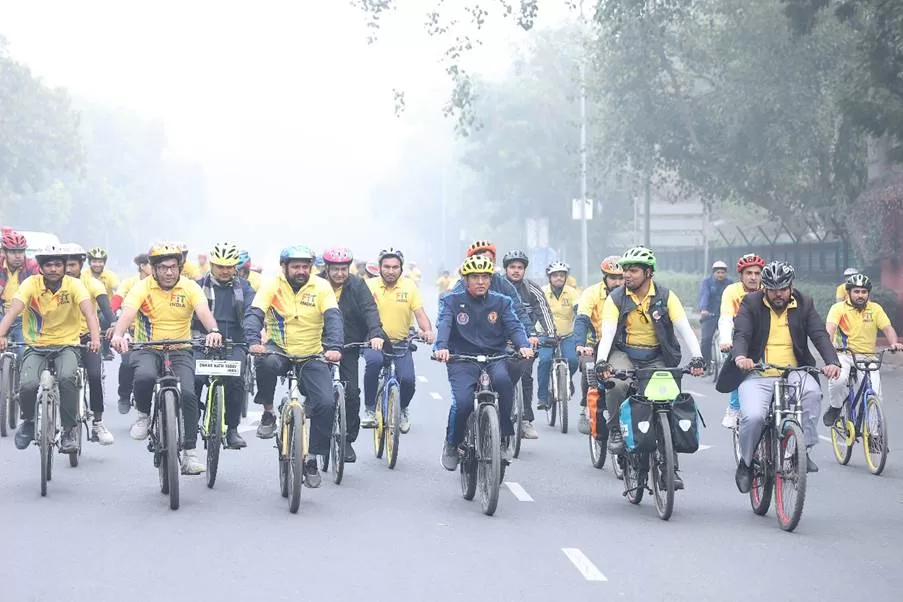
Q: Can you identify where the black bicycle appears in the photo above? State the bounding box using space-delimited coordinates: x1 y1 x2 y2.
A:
0 341 21 438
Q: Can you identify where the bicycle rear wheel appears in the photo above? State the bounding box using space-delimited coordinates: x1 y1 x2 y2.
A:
750 429 774 516
862 396 888 475
477 404 501 516
511 382 523 459
330 382 347 484
774 421 806 532
386 383 401 469
556 362 569 434
651 412 675 521
288 404 305 513
0 355 12 437
460 414 477 500
830 402 854 465
611 450 625 480
206 384 224 489
590 434 607 469
623 453 644 504
163 391 181 510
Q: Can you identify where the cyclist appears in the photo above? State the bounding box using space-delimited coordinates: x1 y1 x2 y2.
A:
363 248 434 432
176 242 203 280
111 242 223 475
823 273 903 426
0 230 40 361
197 252 209 275
716 260 840 492
595 246 705 488
835 267 860 302
699 260 732 374
407 261 423 285
63 243 116 445
717 253 766 428
244 245 343 488
237 250 262 291
502 249 555 439
537 261 579 412
364 261 380 278
575 256 624 434
111 253 152 414
319 246 385 462
434 255 534 470
192 242 254 450
84 247 120 296
0 245 101 452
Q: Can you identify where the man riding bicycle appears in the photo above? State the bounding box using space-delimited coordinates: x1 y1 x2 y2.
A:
823 273 903 426
0 245 101 453
537 261 579 412
319 246 385 462
244 245 343 488
111 253 152 414
699 260 731 373
434 256 534 470
111 242 222 475
716 260 841 493
0 230 40 362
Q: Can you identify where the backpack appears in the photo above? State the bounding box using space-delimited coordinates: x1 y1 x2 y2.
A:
671 393 706 453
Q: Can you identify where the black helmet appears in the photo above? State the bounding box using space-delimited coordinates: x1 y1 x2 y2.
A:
502 250 529 268
845 273 872 292
761 261 795 290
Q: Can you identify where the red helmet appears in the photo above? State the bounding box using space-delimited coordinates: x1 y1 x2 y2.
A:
365 261 379 277
466 240 496 258
1 230 27 251
736 253 765 273
322 246 354 265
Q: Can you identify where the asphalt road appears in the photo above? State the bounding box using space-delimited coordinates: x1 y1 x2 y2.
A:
2 345 903 601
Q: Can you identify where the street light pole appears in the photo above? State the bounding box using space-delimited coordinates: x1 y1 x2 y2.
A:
578 0 589 287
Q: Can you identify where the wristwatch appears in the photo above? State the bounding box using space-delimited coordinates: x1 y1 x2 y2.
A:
209 328 220 334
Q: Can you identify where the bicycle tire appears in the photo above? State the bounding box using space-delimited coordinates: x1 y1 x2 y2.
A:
863 396 888 475
774 421 806 532
70 375 86 468
288 404 304 513
477 404 501 516
750 429 773 516
38 372 53 497
373 385 386 459
732 426 742 466
157 394 169 496
0 355 11 437
710 340 721 383
830 401 854 465
589 434 607 469
330 381 347 484
163 390 181 510
623 453 644 504
460 414 477 500
556 362 569 434
386 383 401 469
511 382 523 459
611 450 624 480
651 412 675 521
278 400 289 498
206 383 224 489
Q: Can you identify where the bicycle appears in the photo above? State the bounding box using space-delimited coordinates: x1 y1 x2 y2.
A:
584 359 608 469
541 334 572 433
0 342 21 437
252 350 321 514
240 353 255 418
196 341 245 489
829 348 895 475
709 328 721 382
129 338 198 511
747 363 818 532
439 352 514 516
369 336 420 470
608 366 692 521
318 358 347 485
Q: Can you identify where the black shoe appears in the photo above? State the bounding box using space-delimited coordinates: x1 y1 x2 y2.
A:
673 470 685 491
822 406 840 427
344 442 357 463
735 460 752 493
303 458 321 488
117 396 131 415
15 420 35 450
60 427 78 454
256 411 277 439
536 401 549 411
607 427 625 455
226 427 247 449
806 456 819 473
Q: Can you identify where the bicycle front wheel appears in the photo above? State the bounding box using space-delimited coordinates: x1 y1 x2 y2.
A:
38 381 52 497
206 383 224 489
710 341 721 383
373 386 385 459
386 383 401 469
623 453 644 504
163 390 181 510
330 381 347 484
750 428 774 516
70 379 87 468
830 402 854 466
511 382 523 459
477 404 501 516
774 420 806 532
651 412 675 521
863 395 889 475
288 404 305 513
0 355 12 437
556 362 569 434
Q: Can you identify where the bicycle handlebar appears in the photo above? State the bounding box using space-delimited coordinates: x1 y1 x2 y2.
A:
433 352 517 364
752 363 821 377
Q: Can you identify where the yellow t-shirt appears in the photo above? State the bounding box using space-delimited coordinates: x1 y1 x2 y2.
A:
368 276 423 340
408 267 422 285
436 275 451 291
123 276 207 342
115 274 142 298
544 283 579 336
181 260 202 280
601 281 687 348
576 281 608 344
14 275 90 346
82 270 119 296
763 296 798 375
252 273 338 355
80 276 107 335
2 267 24 311
835 283 847 303
826 300 890 354
246 270 262 292
566 275 581 296
720 281 759 318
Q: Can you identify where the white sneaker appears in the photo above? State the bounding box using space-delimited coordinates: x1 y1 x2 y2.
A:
130 412 150 440
181 449 206 475
721 407 740 429
578 410 591 435
361 409 377 428
399 408 411 434
521 420 539 440
92 421 115 445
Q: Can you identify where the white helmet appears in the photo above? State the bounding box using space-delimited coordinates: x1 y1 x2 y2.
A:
546 261 570 275
712 260 728 270
843 267 860 277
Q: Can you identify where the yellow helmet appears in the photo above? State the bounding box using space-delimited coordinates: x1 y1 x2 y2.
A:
209 241 241 267
460 255 495 276
148 242 184 265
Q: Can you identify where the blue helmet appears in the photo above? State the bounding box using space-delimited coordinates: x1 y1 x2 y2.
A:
279 245 315 265
313 254 325 268
237 249 250 268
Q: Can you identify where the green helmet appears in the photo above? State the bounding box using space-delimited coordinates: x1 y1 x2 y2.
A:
620 246 656 270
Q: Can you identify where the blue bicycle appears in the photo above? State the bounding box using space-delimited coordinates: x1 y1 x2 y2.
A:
366 335 420 469
829 348 894 475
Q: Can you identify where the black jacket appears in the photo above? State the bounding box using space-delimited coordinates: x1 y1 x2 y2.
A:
319 272 385 343
716 289 839 393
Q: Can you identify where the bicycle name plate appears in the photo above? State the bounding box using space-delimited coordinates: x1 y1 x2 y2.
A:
195 360 242 376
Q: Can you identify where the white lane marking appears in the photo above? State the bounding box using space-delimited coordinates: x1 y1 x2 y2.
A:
417 375 428 383
698 444 713 451
430 392 443 400
504 481 534 502
819 435 832 443
561 548 607 582
684 390 707 398
238 411 263 434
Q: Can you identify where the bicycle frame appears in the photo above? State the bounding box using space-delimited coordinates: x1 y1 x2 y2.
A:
841 351 883 436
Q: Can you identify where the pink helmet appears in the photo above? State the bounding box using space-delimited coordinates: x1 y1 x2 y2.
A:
322 246 354 265
365 261 379 277
1 230 27 251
